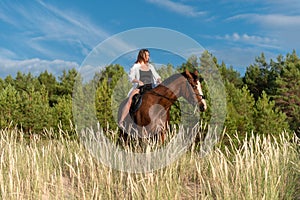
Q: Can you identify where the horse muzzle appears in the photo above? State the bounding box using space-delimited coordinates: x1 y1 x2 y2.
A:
199 104 205 112
198 98 207 112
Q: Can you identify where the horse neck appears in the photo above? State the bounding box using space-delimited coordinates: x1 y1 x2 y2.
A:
152 75 186 105
164 78 185 97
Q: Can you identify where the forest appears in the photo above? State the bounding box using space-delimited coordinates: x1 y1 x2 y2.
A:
0 50 299 199
0 50 299 140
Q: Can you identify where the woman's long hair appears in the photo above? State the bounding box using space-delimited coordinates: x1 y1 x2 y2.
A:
135 49 149 64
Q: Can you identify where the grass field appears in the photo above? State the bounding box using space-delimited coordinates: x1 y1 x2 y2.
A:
0 126 299 199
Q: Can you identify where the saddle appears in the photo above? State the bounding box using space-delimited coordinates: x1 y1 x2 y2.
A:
129 84 153 114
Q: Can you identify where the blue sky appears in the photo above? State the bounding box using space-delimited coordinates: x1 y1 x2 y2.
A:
0 0 300 78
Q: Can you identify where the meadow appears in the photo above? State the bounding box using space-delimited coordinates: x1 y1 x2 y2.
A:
0 125 299 200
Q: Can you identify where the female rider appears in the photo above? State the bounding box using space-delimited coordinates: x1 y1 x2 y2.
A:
119 49 162 127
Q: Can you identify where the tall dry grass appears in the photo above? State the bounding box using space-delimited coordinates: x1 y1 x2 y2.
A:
0 126 298 199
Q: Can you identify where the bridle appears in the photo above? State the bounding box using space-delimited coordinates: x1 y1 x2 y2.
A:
186 78 205 102
149 77 204 111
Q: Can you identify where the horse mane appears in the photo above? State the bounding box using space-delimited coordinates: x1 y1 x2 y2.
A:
161 73 182 86
161 71 198 86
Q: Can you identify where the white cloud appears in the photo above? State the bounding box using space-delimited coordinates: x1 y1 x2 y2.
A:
0 58 79 78
235 33 274 43
232 33 240 41
36 0 109 42
263 0 300 13
0 1 110 60
0 48 18 59
228 14 300 27
209 46 278 75
0 1 139 66
146 0 205 17
212 33 279 49
227 13 300 50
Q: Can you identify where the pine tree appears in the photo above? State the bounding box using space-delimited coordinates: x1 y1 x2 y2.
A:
38 70 58 106
72 73 97 132
218 61 243 89
254 91 289 135
57 68 78 96
0 84 21 128
53 95 74 137
244 53 272 100
199 51 227 131
0 78 4 90
95 64 126 130
273 51 300 134
225 83 255 136
14 72 40 93
18 85 53 133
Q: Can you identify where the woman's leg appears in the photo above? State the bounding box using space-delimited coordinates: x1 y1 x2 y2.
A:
119 89 139 125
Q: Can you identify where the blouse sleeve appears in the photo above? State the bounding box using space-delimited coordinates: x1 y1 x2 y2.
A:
128 64 138 83
149 64 161 81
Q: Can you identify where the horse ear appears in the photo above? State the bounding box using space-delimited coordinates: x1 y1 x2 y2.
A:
194 70 199 76
185 68 192 78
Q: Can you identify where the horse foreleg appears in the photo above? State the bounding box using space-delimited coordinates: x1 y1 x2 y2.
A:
160 110 171 144
160 130 165 144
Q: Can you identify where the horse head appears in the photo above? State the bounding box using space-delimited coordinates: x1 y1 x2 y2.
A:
183 69 207 112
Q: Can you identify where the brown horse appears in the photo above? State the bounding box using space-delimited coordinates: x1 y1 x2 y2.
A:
117 69 207 140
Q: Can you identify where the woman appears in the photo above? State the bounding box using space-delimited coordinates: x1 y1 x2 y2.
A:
119 49 162 127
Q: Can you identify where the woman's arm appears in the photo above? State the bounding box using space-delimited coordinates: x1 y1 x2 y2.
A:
149 64 161 84
128 64 139 82
129 64 144 85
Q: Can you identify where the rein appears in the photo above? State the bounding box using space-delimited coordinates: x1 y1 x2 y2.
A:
149 89 195 115
148 79 202 114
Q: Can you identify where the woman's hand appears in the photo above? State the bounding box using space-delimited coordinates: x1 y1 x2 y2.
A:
157 78 162 84
138 80 144 86
132 79 144 86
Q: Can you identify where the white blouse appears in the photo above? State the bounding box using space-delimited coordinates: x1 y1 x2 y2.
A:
127 63 161 96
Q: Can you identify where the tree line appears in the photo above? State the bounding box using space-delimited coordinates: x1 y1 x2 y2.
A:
0 50 299 139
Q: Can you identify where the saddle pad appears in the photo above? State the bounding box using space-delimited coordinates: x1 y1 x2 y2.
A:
129 84 153 114
129 94 143 113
